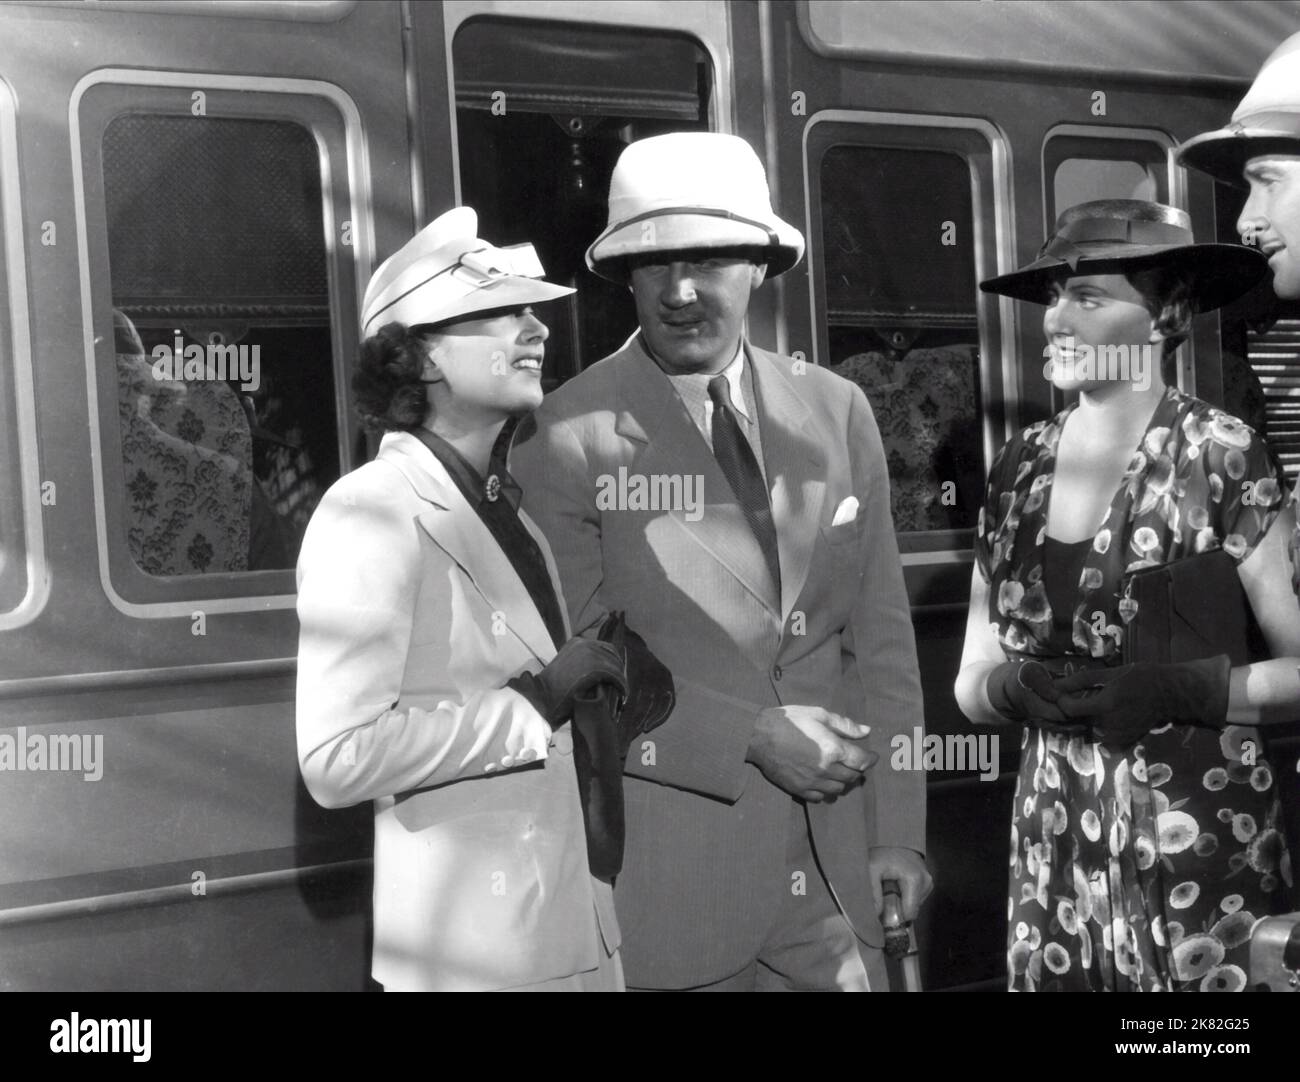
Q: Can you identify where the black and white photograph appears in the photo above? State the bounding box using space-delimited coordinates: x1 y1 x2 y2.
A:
1 0 1299 1046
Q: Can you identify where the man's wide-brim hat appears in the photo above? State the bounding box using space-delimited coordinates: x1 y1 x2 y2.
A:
1176 31 1300 186
979 199 1267 312
360 206 574 337
585 132 805 283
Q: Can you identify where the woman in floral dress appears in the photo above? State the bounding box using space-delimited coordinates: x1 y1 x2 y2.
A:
955 199 1300 991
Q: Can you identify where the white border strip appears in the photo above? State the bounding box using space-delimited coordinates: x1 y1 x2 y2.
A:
31 0 356 20
69 68 373 619
0 858 371 929
0 77 50 630
900 549 974 567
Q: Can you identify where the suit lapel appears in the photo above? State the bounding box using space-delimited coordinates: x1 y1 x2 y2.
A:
748 347 828 624
616 341 781 618
380 432 559 662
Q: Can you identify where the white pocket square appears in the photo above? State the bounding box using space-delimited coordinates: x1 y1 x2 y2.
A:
832 496 859 526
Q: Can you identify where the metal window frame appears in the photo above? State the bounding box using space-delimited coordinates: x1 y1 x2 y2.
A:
70 69 373 619
802 109 1016 565
0 75 49 630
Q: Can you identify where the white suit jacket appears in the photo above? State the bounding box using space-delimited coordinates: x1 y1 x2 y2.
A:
295 430 618 991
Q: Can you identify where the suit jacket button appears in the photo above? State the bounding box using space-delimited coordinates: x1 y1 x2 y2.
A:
552 729 573 756
773 665 783 680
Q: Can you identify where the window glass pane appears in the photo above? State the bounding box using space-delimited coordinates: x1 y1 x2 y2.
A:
452 17 712 379
819 144 983 532
1043 136 1166 223
102 114 336 575
1054 158 1157 215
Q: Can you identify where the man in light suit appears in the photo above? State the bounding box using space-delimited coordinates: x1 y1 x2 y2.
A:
514 133 932 990
1177 30 1300 303
1178 33 1300 595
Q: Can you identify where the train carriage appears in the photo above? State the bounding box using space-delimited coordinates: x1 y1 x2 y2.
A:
0 0 1296 991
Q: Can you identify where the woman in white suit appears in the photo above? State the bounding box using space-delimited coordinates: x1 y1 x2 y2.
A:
295 207 631 991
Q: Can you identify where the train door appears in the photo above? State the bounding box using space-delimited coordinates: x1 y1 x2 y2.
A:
407 0 735 378
0 0 411 989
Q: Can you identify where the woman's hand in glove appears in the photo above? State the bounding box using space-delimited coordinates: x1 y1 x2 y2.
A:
1052 655 1232 751
594 611 675 758
507 638 629 727
984 660 1076 727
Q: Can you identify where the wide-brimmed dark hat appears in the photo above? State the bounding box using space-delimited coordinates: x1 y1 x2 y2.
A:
1176 31 1300 187
979 200 1267 312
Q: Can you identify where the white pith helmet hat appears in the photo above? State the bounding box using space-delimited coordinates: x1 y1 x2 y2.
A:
585 132 805 282
1177 31 1300 187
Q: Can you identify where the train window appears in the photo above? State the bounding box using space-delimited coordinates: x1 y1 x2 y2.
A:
101 114 331 577
451 16 712 381
1042 132 1169 225
1055 159 1156 211
811 139 989 537
0 79 41 626
76 78 362 613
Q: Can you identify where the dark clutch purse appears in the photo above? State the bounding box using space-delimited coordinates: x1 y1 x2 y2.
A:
1121 548 1255 666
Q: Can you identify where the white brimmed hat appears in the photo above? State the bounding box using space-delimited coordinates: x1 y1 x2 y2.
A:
585 133 805 282
1177 31 1300 186
360 206 574 337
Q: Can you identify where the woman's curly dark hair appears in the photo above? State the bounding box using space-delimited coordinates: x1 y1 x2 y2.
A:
1125 265 1194 387
352 322 431 433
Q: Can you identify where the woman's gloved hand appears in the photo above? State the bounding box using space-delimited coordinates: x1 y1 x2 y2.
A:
984 660 1075 726
594 611 675 756
507 638 628 727
1052 655 1232 751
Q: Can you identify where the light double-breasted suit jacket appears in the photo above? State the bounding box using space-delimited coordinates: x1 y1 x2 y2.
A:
513 338 926 988
295 430 618 992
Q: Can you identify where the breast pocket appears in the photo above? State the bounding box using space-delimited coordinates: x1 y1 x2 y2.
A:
820 507 865 550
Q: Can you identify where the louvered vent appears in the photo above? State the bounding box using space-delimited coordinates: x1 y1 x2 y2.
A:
1249 318 1300 483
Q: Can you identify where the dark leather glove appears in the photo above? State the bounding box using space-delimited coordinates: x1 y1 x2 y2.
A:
564 611 672 885
595 611 675 758
507 638 628 727
1053 655 1232 751
984 660 1074 726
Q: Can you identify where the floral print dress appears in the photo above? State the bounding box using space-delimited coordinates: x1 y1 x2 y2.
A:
976 387 1294 991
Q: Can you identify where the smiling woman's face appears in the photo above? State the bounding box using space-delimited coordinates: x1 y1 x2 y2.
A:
629 254 765 374
1041 273 1162 394
423 306 549 423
